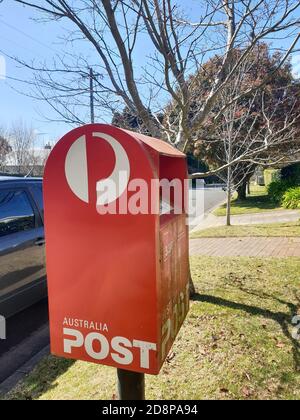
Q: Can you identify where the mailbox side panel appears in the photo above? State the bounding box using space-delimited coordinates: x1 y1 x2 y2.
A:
157 156 190 370
158 215 189 366
44 124 160 374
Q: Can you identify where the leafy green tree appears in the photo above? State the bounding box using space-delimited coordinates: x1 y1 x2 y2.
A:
167 44 300 192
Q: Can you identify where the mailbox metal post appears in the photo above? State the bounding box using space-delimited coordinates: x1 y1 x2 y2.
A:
117 369 145 400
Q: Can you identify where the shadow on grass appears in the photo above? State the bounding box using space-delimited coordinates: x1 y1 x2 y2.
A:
192 291 300 372
4 356 75 400
220 194 280 212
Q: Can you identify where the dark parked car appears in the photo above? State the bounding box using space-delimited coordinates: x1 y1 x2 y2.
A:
0 177 46 318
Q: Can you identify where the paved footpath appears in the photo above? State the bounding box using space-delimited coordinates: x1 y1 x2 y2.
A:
191 209 300 232
190 236 300 257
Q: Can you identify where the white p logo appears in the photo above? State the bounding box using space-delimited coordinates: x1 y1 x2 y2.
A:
64 132 130 206
0 315 6 340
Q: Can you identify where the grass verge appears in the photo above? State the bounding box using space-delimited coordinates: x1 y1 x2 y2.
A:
2 257 300 400
213 186 283 216
190 222 300 239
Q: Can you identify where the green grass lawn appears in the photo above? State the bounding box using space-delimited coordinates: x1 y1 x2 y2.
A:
214 185 284 216
190 222 300 239
3 257 300 400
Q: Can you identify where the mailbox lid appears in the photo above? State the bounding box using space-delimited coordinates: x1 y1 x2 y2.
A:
123 130 186 158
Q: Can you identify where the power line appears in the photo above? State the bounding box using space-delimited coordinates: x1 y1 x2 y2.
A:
0 34 43 57
0 18 61 55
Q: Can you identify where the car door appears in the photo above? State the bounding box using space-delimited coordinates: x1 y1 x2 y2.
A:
0 185 46 318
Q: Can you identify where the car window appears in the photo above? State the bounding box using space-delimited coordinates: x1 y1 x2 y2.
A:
31 183 44 211
0 190 35 237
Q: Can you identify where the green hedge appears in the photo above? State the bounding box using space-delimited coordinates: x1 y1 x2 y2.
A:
267 179 294 203
282 187 300 209
281 163 300 185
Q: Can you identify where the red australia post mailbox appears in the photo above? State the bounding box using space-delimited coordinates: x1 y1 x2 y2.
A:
44 124 189 375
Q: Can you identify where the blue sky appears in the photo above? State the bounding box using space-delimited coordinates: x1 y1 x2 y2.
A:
0 1 77 144
1 1 300 146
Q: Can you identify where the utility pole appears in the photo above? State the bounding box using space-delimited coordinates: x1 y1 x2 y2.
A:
89 67 95 124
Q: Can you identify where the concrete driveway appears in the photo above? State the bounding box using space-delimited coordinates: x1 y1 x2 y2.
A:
189 187 226 228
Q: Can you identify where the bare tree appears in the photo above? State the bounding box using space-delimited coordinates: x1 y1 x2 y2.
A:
214 76 258 226
33 141 52 176
10 0 300 152
0 126 11 171
8 120 38 175
196 58 300 225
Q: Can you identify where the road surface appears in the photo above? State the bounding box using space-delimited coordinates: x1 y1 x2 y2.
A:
189 187 226 228
0 299 49 388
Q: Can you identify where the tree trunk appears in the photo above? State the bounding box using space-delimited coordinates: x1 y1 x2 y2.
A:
226 140 232 226
226 178 231 226
237 182 247 200
226 192 231 226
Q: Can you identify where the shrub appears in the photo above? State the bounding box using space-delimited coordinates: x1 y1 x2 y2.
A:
267 179 293 203
282 187 300 209
281 163 300 185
